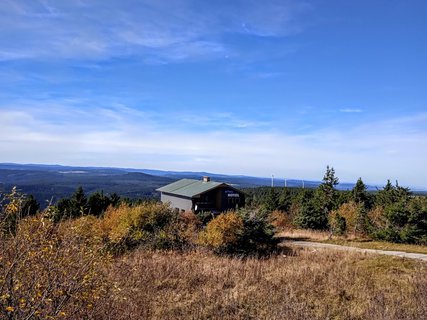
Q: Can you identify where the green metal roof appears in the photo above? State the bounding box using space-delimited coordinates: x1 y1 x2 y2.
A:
156 178 225 198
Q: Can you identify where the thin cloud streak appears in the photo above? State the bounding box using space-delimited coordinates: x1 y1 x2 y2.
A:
0 104 426 188
0 0 311 62
339 108 363 113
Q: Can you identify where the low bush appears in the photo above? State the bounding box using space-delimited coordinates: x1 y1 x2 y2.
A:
239 209 278 253
199 211 244 253
373 227 402 243
269 210 293 231
98 203 181 252
176 211 202 248
199 209 278 254
0 216 109 319
328 211 346 235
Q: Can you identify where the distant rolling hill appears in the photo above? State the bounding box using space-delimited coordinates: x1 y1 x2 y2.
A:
0 164 173 206
0 163 389 206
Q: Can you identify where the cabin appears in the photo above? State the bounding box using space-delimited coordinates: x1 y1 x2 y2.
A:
156 176 245 213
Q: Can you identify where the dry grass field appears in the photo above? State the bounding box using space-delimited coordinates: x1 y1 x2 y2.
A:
97 248 427 320
2 209 427 319
279 228 331 241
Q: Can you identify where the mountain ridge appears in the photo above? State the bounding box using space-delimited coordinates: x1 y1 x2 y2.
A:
0 162 388 191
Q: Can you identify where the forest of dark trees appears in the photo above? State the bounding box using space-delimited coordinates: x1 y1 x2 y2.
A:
245 166 427 244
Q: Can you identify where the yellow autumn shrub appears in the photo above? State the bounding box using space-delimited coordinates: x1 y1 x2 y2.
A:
199 212 244 253
337 201 360 234
368 206 387 230
0 216 109 319
98 202 180 251
0 187 25 235
58 215 103 245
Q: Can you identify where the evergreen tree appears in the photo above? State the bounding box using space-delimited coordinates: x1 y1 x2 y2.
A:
56 198 73 220
278 187 293 212
56 186 88 219
352 178 368 206
372 180 419 243
263 188 279 212
109 193 121 207
71 186 88 217
88 191 111 216
319 166 339 209
403 198 427 244
294 189 327 229
375 180 411 207
312 166 339 229
375 180 394 207
21 195 40 217
384 179 394 191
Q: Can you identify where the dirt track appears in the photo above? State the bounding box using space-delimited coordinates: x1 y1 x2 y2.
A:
284 240 427 262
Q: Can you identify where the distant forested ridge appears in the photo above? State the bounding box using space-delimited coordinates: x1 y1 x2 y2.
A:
0 165 174 207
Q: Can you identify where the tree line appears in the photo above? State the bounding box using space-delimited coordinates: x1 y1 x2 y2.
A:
1 166 426 245
245 166 427 244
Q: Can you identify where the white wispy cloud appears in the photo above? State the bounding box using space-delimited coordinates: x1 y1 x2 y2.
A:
1 103 426 187
171 112 271 130
339 108 363 113
0 0 311 62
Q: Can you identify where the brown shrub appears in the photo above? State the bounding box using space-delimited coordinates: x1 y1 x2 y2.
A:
269 210 293 231
176 211 202 247
329 201 367 236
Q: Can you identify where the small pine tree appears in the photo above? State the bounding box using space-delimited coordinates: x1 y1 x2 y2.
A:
109 193 121 207
21 195 40 217
307 166 340 230
352 178 368 206
72 186 87 216
264 188 279 212
318 165 339 212
278 187 292 212
87 191 111 217
294 189 328 230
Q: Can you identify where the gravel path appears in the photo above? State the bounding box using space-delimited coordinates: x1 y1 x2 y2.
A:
284 241 427 262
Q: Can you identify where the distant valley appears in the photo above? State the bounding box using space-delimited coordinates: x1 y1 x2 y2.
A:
0 162 408 206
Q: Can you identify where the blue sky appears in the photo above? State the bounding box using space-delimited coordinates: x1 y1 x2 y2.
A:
0 0 426 188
